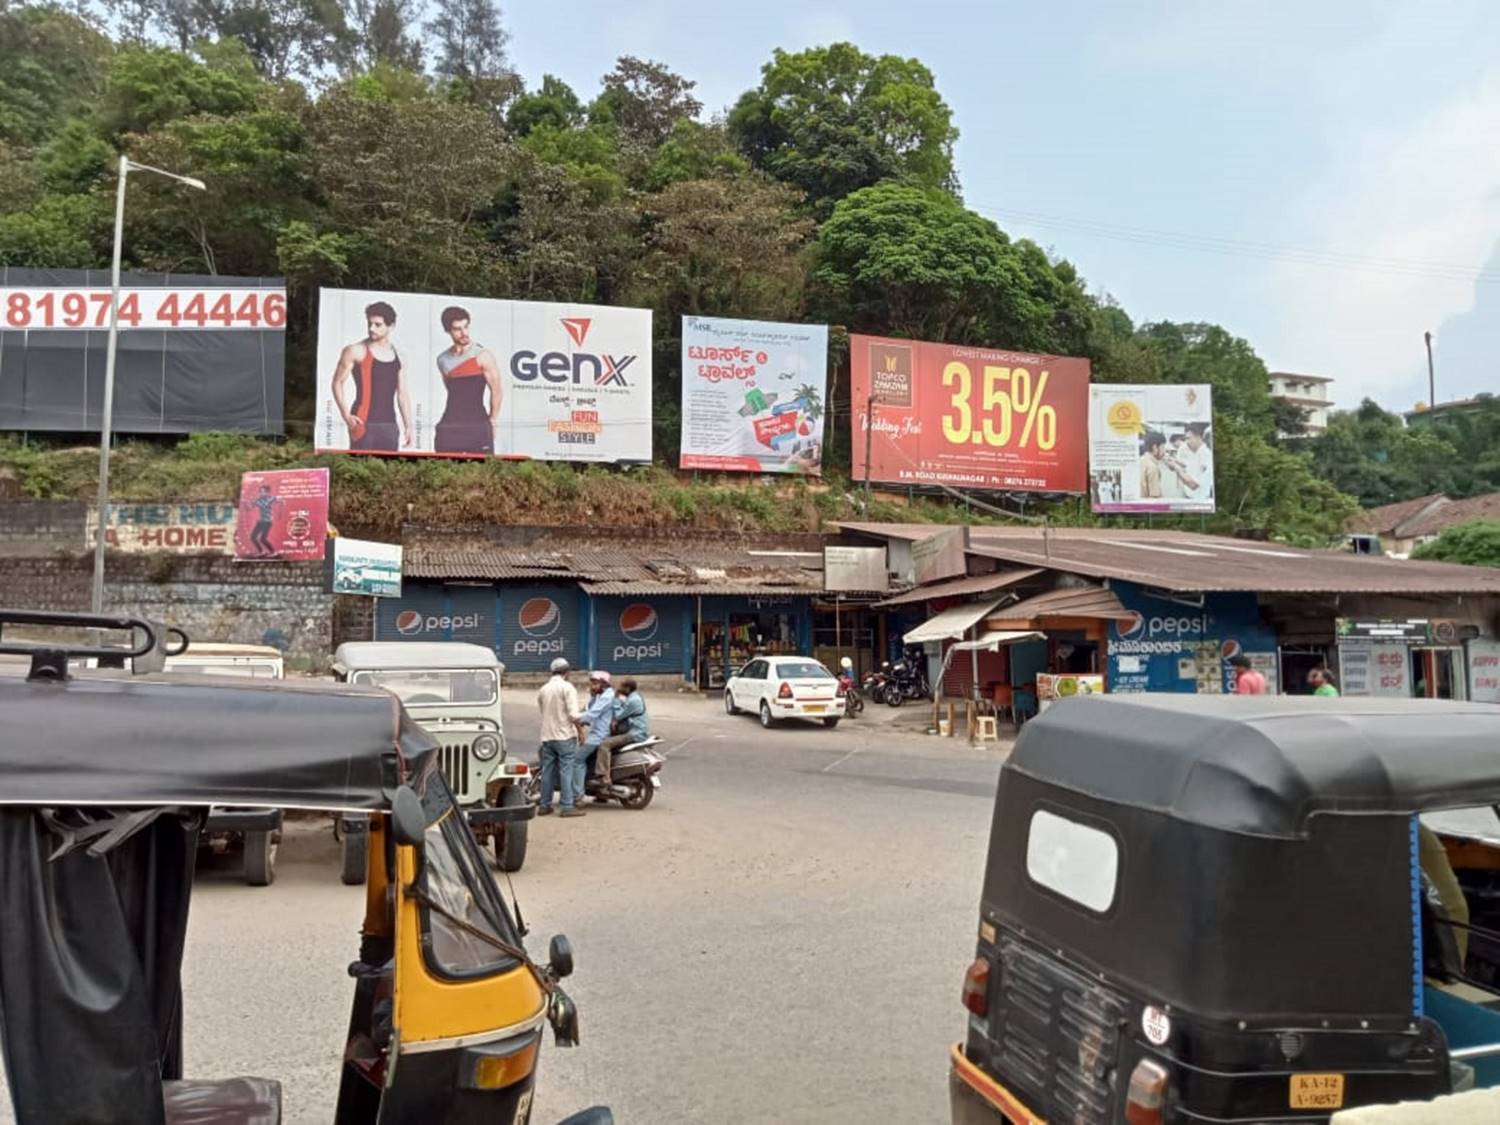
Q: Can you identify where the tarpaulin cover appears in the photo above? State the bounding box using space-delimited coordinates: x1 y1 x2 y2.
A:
0 674 437 811
0 268 284 434
0 809 197 1124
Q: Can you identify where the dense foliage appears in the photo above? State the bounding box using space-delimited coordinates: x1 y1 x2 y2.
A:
0 3 1366 543
1411 520 1500 568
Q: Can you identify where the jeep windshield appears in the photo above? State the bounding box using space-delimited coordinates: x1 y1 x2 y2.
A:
351 669 497 705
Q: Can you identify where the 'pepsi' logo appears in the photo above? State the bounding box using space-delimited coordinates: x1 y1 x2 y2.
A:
395 610 423 636
1117 612 1145 641
619 603 658 642
518 597 560 638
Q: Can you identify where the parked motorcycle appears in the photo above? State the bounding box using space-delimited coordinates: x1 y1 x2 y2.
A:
861 665 888 705
525 736 666 810
882 659 931 707
838 672 864 716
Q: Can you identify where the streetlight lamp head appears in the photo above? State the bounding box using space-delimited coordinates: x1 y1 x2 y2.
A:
181 176 207 191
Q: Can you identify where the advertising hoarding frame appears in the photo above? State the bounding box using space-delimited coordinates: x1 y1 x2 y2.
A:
679 315 829 476
1089 383 1215 514
849 333 1090 495
328 538 403 598
234 469 329 562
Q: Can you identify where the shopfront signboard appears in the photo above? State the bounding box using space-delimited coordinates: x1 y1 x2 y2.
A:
328 538 403 598
823 546 888 593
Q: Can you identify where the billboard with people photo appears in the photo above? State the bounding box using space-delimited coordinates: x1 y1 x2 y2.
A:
1088 384 1215 513
314 288 652 463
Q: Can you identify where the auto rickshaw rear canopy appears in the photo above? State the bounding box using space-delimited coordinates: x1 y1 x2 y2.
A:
0 672 437 812
1008 695 1500 840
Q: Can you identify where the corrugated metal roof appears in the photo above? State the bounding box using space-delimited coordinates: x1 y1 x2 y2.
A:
840 522 1500 595
580 582 820 597
986 585 1134 623
875 567 1042 607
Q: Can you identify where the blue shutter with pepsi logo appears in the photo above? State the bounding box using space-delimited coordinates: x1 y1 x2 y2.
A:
498 585 581 672
590 596 687 675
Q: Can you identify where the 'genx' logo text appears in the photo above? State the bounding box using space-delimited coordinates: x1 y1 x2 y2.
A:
512 316 635 388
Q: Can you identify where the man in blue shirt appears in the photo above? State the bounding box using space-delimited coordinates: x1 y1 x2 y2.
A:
575 671 616 793
597 677 650 784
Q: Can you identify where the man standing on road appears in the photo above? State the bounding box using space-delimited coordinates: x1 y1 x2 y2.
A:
575 671 616 796
1230 654 1267 695
536 658 585 818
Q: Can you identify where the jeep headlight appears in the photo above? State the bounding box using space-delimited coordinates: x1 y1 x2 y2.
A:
472 734 501 761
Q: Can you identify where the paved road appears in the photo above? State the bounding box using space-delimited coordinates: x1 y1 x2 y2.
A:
14 689 1009 1124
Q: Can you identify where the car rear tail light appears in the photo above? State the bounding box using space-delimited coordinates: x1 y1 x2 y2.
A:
778 681 793 699
961 958 989 1017
1125 1058 1170 1125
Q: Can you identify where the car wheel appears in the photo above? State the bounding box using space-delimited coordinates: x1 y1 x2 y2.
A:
244 829 277 887
724 690 738 715
494 785 529 873
823 717 840 729
759 700 775 729
340 822 367 886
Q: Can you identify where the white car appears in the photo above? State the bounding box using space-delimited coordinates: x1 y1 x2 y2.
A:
724 655 843 729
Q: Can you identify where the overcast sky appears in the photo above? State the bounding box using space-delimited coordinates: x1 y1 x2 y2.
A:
506 0 1500 412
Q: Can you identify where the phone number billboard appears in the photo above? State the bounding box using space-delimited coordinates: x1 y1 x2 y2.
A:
314 288 652 463
0 269 285 434
849 334 1089 493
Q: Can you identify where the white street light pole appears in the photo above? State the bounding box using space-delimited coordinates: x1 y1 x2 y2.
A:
91 156 206 615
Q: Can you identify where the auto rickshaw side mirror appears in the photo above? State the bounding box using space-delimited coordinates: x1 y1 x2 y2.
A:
391 785 426 850
548 934 574 979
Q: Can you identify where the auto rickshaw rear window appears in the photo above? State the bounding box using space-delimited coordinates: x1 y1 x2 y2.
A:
1025 807 1119 913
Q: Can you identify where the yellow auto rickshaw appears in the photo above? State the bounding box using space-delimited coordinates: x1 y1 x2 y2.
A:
0 608 607 1125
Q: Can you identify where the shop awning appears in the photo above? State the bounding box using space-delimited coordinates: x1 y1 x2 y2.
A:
875 568 1042 608
984 584 1135 627
950 630 1045 653
903 598 1006 645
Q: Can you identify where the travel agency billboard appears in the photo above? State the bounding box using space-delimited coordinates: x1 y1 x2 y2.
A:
315 288 652 462
0 269 285 433
1089 384 1215 513
678 316 828 475
849 334 1089 493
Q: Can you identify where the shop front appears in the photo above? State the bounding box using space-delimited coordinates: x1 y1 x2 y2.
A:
587 595 694 680
1336 618 1479 700
1105 581 1279 695
372 582 585 674
696 595 814 689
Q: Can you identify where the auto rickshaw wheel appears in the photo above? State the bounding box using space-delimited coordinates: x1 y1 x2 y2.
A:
494 785 529 872
341 825 367 885
244 830 276 887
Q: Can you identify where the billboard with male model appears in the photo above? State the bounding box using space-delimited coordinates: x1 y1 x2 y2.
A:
315 288 652 462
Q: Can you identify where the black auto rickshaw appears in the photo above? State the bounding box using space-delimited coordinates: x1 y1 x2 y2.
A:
951 695 1500 1124
0 610 608 1125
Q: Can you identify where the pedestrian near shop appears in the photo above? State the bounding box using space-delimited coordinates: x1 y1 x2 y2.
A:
1308 667 1340 697
1230 655 1267 695
536 657 585 817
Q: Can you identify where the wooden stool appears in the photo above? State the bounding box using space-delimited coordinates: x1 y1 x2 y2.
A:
975 715 998 741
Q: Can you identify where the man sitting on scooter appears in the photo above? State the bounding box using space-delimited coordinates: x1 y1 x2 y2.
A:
576 671 616 793
597 678 650 785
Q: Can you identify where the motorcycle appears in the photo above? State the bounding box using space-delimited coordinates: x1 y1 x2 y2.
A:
525 736 666 810
861 665 888 705
882 659 931 707
837 671 864 717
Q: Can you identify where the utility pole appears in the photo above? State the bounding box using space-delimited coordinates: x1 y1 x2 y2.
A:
91 156 205 614
1424 331 1436 410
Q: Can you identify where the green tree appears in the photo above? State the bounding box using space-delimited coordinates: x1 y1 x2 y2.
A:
1135 322 1275 435
425 0 509 80
343 0 424 71
106 0 352 79
1308 399 1462 506
99 41 264 139
1412 520 1500 567
593 56 701 150
813 182 1082 351
0 4 113 148
647 119 747 188
728 42 957 213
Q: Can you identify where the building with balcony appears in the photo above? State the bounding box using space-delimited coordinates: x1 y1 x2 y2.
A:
1268 371 1335 434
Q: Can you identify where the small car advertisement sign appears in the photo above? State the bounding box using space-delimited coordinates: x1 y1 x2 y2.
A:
328 537 402 598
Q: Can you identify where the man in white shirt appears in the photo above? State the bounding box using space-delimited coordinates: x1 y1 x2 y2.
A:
536 657 586 817
1172 423 1214 504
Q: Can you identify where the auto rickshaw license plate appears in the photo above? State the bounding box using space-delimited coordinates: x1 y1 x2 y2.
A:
1289 1073 1344 1109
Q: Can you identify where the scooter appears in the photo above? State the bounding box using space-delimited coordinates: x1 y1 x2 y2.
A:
525 736 666 810
838 671 864 716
